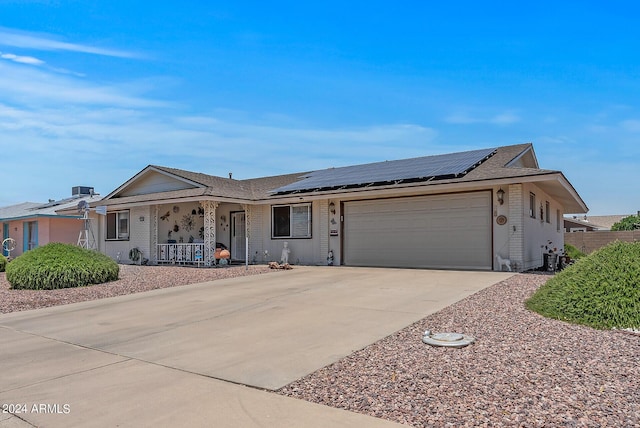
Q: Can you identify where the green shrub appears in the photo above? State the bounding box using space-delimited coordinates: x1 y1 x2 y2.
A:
611 214 640 231
6 243 119 290
0 254 6 272
526 241 640 330
564 243 585 260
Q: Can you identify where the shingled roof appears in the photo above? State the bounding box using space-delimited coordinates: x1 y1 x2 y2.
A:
1 195 101 221
98 143 586 212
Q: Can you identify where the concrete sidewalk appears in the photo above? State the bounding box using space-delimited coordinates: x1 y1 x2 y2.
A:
0 266 513 427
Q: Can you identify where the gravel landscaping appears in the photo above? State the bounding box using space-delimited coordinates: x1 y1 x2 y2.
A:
0 264 271 314
1 266 638 426
279 273 640 427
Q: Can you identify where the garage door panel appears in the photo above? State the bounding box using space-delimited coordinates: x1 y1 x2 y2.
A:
344 192 491 269
448 198 470 209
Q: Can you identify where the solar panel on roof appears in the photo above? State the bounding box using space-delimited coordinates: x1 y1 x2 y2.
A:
271 147 496 194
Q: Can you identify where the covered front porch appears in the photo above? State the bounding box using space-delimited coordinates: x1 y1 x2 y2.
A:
151 200 250 266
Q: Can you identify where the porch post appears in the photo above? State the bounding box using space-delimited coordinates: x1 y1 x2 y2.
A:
243 204 251 263
200 200 218 266
151 205 158 264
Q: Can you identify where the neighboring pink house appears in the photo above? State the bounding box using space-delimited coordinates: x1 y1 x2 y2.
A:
563 214 631 232
1 187 101 258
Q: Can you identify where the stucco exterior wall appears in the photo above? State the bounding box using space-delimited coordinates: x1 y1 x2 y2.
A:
104 238 130 262
130 206 151 261
157 202 205 246
248 204 264 263
521 183 564 270
49 217 84 245
254 201 324 265
103 206 151 263
3 217 85 257
36 218 50 247
154 202 245 249
3 220 24 257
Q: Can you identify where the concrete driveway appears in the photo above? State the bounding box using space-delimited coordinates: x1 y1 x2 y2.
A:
0 266 513 427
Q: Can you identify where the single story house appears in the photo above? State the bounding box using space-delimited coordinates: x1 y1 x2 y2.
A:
1 187 101 258
86 143 587 271
563 214 631 232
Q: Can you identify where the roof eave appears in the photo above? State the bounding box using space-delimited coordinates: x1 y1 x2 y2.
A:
257 170 589 212
95 194 252 210
103 165 207 200
0 213 83 222
524 172 588 214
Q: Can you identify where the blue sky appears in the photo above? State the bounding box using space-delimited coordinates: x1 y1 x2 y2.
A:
1 1 638 215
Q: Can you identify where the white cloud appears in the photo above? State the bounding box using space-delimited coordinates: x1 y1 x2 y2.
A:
620 119 640 132
0 51 45 65
0 50 87 77
535 135 576 146
0 27 140 59
444 109 520 126
0 96 439 205
586 124 608 133
443 112 479 124
0 27 440 204
490 112 520 125
0 61 167 108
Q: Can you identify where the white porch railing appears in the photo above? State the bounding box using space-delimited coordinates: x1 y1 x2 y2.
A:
157 243 205 265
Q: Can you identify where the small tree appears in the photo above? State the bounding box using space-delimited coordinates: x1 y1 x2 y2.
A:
611 214 640 231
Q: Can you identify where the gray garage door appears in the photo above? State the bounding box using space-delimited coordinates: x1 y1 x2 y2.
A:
343 192 492 269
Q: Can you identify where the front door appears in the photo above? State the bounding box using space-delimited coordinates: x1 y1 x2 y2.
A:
231 211 246 261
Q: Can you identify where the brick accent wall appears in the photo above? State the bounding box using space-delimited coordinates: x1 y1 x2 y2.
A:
508 183 524 270
564 230 640 254
318 199 329 262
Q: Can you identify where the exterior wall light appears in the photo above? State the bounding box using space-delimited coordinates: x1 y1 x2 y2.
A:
329 202 336 214
496 188 505 205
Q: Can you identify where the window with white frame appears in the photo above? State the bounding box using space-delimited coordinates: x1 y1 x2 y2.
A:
556 209 561 232
272 203 312 238
529 192 536 218
106 210 129 240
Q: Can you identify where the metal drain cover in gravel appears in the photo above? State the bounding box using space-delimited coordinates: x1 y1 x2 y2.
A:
422 330 476 348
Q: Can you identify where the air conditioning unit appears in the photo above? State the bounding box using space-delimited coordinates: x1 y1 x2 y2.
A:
72 186 94 196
